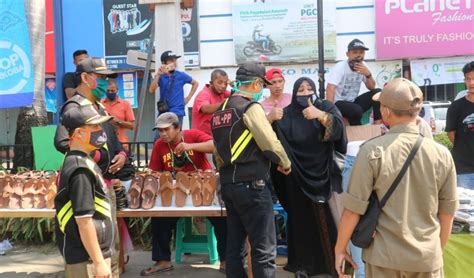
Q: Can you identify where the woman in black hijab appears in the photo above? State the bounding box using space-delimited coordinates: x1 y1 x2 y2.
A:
271 77 347 277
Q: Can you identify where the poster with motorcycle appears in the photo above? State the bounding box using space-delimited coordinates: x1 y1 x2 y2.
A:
103 0 153 69
232 0 336 64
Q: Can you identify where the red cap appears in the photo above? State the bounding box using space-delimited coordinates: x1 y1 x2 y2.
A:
265 68 284 81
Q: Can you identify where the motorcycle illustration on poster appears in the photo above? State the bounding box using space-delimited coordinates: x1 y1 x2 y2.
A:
232 0 336 63
103 0 153 69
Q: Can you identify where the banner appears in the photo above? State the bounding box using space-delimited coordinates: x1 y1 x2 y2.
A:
103 0 154 69
116 72 138 108
376 0 474 59
232 0 336 64
0 0 35 108
181 1 199 67
45 78 57 113
410 56 474 86
45 0 55 74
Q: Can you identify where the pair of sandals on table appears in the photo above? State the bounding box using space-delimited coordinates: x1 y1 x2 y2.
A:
0 171 57 209
127 170 217 209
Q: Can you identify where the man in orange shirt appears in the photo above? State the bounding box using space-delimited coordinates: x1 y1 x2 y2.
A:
102 79 135 147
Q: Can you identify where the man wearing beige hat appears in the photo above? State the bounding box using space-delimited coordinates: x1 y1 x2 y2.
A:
334 78 458 278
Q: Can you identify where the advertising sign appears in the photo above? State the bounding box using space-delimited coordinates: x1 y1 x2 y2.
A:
103 0 154 69
376 0 474 59
116 72 138 108
411 56 474 86
0 0 35 108
232 0 336 63
182 1 199 67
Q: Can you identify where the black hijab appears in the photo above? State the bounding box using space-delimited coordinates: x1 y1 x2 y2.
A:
272 77 346 203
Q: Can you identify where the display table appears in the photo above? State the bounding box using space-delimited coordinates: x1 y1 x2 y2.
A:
0 205 226 218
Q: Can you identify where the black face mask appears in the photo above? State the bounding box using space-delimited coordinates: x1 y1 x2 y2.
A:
296 95 316 108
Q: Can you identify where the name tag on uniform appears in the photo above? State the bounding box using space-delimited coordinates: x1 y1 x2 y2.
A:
212 110 233 129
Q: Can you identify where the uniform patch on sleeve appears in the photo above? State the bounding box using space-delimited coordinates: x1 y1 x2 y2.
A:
369 146 383 160
212 110 233 129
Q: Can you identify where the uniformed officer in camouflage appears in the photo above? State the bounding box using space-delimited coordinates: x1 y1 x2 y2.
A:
335 78 458 278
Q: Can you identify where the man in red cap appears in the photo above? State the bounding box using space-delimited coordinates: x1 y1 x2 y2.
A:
260 68 292 123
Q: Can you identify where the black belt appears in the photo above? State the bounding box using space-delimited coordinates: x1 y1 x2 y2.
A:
223 179 266 190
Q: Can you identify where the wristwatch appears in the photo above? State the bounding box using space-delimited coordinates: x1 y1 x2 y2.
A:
365 73 372 79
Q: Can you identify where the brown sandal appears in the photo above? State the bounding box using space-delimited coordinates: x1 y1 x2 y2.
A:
141 174 159 209
175 172 190 207
128 173 145 209
189 172 203 207
34 178 48 209
159 171 173 207
45 173 58 209
10 176 25 209
0 172 9 208
202 171 217 206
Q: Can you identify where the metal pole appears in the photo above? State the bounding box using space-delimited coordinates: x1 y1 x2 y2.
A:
132 17 155 152
53 0 65 124
317 0 325 99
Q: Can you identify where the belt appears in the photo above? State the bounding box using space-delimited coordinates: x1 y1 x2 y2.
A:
223 180 266 189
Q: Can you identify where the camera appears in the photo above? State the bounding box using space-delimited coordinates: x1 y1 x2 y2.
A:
172 152 191 168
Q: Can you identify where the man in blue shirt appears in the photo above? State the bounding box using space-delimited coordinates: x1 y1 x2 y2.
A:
149 50 199 131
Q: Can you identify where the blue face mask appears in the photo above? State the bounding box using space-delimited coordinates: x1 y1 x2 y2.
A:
232 80 264 101
106 91 117 101
91 78 108 100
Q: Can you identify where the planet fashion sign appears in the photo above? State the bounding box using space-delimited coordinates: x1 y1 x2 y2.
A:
376 0 474 59
0 0 34 108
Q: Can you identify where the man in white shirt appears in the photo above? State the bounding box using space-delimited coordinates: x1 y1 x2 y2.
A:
326 39 380 125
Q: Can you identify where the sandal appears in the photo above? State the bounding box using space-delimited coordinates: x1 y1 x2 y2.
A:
175 172 190 207
140 264 174 276
10 176 25 209
22 179 37 209
159 171 173 207
202 171 217 206
0 172 9 208
190 172 203 207
33 178 48 209
141 174 159 209
45 173 58 209
128 174 145 209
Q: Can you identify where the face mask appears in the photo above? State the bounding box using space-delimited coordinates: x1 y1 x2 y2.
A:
106 92 117 101
296 94 316 108
91 78 108 100
232 80 264 101
71 128 108 153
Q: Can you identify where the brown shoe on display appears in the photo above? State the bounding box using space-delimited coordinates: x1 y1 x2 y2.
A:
33 178 48 209
141 174 159 209
202 171 217 206
175 172 191 207
189 172 203 207
45 173 58 209
159 171 174 207
9 176 25 209
0 172 8 208
128 173 145 209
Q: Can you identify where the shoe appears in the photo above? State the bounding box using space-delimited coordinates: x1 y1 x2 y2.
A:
175 172 190 207
159 171 173 207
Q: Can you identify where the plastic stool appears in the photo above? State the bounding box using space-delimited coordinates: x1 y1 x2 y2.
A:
175 217 218 264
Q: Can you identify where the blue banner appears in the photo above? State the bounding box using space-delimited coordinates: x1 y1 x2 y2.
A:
45 78 57 113
0 0 35 108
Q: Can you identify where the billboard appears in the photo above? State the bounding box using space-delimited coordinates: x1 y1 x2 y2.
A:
103 0 154 69
232 0 336 64
376 0 474 59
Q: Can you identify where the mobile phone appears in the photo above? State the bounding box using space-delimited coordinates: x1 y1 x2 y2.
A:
342 260 354 276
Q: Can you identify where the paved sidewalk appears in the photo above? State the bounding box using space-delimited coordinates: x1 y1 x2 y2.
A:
0 243 333 278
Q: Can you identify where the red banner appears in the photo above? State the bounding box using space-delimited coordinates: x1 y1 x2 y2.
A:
45 0 55 74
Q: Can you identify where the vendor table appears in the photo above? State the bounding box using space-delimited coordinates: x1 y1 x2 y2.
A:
0 206 226 218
